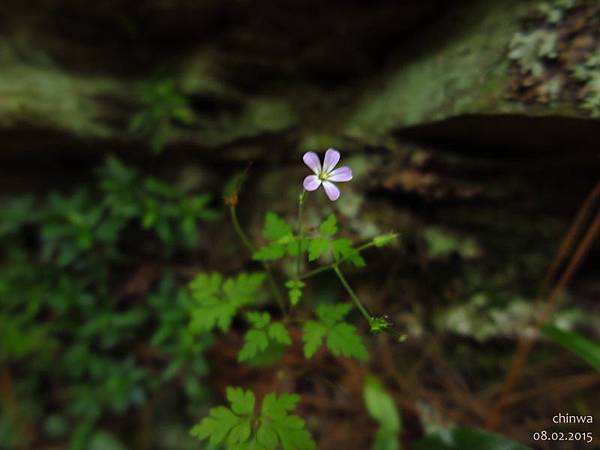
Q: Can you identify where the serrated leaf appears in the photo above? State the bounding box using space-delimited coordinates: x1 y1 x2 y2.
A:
253 243 286 261
191 387 257 448
286 237 309 256
263 212 292 242
308 238 330 262
227 420 252 445
319 214 338 237
190 406 241 447
332 239 366 267
327 322 368 361
246 312 271 329
261 393 299 419
305 303 368 361
285 280 305 306
257 422 279 449
276 417 317 450
316 303 352 326
239 315 291 363
268 323 292 346
223 273 266 303
189 272 222 299
264 394 316 450
238 329 269 362
191 387 316 450
227 387 255 416
302 321 327 358
189 272 265 333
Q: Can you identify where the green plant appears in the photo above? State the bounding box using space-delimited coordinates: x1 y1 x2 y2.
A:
364 376 402 450
0 157 216 449
543 324 600 370
130 79 195 153
191 387 316 450
188 149 400 448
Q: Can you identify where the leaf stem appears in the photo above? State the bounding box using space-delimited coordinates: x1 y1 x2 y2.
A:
229 205 287 316
298 241 375 280
295 190 306 278
332 264 371 323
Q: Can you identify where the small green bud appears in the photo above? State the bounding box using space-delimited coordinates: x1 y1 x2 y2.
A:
372 233 398 248
369 316 392 335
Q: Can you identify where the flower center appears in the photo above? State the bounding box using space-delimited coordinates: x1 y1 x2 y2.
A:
318 171 328 181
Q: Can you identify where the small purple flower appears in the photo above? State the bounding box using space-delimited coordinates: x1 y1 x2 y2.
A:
302 148 353 201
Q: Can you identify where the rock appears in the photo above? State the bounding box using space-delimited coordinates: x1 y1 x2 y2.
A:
343 0 598 144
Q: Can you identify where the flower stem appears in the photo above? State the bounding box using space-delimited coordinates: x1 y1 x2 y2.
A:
229 204 254 254
332 264 371 323
298 241 376 280
295 190 306 278
229 205 287 316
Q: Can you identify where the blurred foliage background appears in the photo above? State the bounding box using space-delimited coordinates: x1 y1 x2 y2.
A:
1 0 599 449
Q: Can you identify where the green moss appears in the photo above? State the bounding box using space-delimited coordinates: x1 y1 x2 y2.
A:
0 64 120 137
344 0 536 142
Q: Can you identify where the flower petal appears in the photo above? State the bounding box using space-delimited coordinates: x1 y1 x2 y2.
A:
322 148 340 174
327 166 353 182
303 175 322 191
303 152 322 175
322 180 340 201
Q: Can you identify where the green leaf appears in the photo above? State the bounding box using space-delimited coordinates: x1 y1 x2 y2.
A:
316 303 352 326
542 324 600 371
253 243 286 261
308 238 330 262
239 312 291 362
268 323 292 346
263 212 292 242
285 280 305 306
364 376 401 450
373 233 398 248
261 393 299 419
302 321 327 358
227 387 255 416
332 239 366 267
188 272 265 333
414 427 532 450
303 303 368 361
257 422 278 449
262 394 316 450
246 312 271 329
319 214 338 237
238 329 269 362
191 387 256 448
191 388 316 450
276 416 316 450
286 237 309 256
327 323 368 361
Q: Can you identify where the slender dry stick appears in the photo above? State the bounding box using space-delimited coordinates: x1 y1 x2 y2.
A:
229 205 287 315
540 181 600 294
487 196 600 430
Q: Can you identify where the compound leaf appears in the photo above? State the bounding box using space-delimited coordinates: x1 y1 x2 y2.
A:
319 214 338 237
